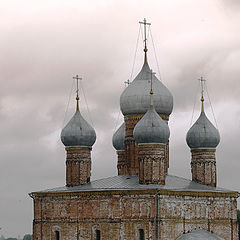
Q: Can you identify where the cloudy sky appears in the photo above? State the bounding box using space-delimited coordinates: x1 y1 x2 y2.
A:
0 0 240 237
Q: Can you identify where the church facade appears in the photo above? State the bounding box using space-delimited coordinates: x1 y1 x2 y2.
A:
30 19 238 240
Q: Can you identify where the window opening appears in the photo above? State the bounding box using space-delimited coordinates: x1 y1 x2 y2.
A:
55 230 60 240
139 229 144 240
96 229 100 240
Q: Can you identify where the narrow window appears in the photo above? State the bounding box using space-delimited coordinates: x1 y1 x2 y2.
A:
55 231 60 240
96 229 100 240
139 229 144 240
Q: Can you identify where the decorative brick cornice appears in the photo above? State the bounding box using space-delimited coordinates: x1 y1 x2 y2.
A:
138 143 165 149
124 113 169 122
191 148 216 153
31 188 239 199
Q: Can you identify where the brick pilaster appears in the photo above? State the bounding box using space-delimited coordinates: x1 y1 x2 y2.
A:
124 115 143 175
117 150 128 175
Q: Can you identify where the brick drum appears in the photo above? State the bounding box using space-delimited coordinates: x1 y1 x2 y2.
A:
123 114 170 177
138 144 167 185
65 147 92 186
191 149 216 187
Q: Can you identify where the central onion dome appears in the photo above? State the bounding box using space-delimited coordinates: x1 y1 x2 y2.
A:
120 61 173 116
186 111 220 149
133 105 170 144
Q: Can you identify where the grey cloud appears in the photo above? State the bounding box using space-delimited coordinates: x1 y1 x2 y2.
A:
1 0 240 238
219 0 240 11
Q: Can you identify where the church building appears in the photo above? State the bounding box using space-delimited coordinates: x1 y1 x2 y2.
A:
30 19 239 240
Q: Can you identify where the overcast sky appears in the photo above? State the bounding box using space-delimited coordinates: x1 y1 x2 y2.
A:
0 0 240 237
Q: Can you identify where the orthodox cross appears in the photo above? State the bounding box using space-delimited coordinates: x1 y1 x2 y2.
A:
73 75 82 111
139 18 151 63
199 76 206 112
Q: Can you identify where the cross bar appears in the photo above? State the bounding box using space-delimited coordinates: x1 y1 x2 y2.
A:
73 75 82 111
139 18 151 26
124 79 130 86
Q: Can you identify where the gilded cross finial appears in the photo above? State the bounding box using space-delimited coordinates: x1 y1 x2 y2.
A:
148 70 156 106
199 76 206 112
73 75 82 111
139 18 151 63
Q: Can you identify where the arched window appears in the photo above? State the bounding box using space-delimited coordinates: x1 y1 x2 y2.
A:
55 230 60 240
139 229 144 240
96 229 101 240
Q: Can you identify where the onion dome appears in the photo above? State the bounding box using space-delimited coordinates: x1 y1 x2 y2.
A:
177 229 224 240
112 122 125 150
133 105 170 144
61 77 96 147
186 78 220 149
120 61 173 116
61 111 96 147
186 111 220 149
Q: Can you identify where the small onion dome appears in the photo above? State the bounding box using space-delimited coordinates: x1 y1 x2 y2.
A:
112 122 125 151
133 105 170 144
186 111 220 149
177 229 224 240
120 61 173 116
61 110 96 147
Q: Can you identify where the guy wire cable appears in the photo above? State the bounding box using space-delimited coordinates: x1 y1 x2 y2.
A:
190 80 200 127
205 82 219 129
62 78 74 128
80 79 95 128
149 26 162 82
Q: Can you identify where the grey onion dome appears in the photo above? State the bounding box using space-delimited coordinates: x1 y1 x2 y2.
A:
120 61 173 116
112 122 125 150
186 111 220 149
133 105 170 144
61 110 96 147
177 229 224 240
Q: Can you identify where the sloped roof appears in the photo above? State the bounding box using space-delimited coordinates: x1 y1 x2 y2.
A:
31 174 237 195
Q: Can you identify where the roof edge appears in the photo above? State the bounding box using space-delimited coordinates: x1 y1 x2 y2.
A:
30 188 239 199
